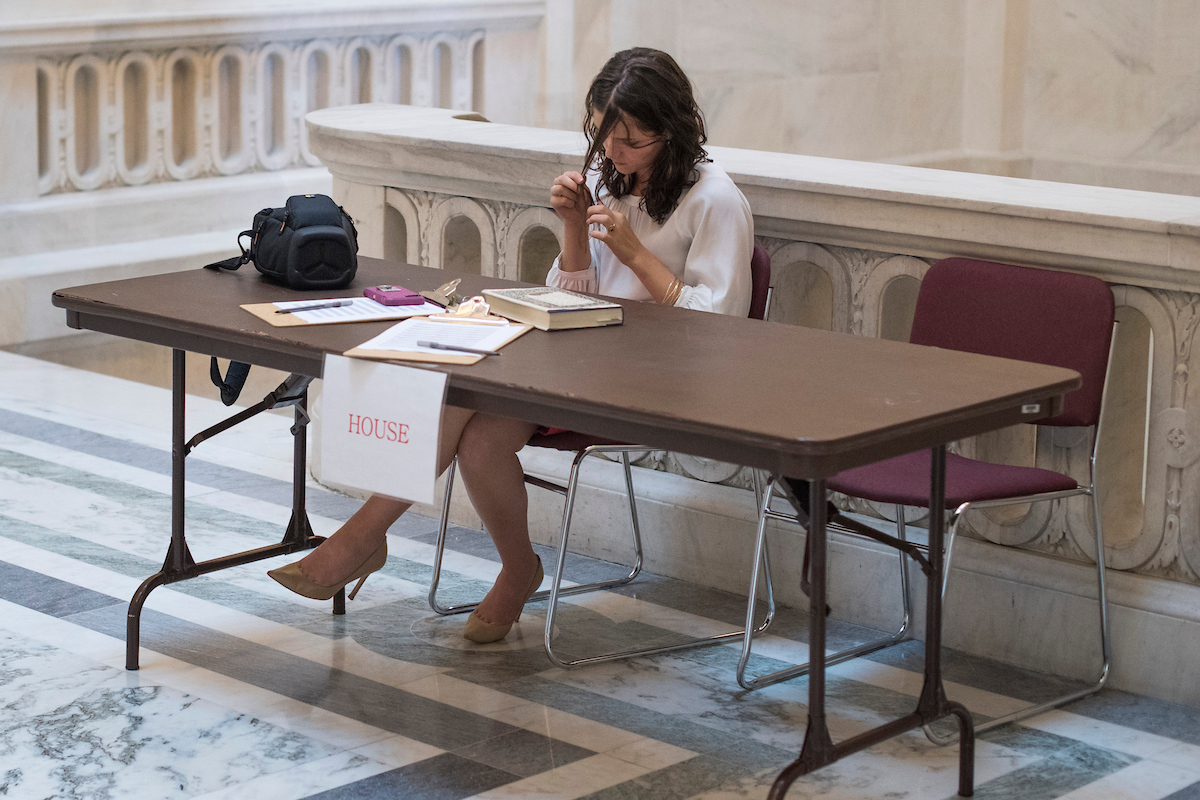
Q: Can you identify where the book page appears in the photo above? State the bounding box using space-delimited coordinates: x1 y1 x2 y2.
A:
531 290 596 308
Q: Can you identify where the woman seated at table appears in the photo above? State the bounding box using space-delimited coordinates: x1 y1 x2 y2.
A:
268 47 754 642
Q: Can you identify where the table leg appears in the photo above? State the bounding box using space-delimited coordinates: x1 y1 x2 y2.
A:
125 354 334 670
921 444 975 796
800 477 834 762
128 350 194 670
769 448 975 798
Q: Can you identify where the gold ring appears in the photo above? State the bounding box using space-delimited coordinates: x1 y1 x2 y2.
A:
607 225 615 232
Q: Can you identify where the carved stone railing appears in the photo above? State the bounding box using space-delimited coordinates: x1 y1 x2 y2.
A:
0 1 544 202
309 103 1200 592
0 2 545 347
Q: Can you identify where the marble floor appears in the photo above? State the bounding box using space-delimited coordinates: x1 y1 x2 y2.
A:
1 346 1199 800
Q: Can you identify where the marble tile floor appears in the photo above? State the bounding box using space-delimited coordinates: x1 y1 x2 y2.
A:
0 349 1199 800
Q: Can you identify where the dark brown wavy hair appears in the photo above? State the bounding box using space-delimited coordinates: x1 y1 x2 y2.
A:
583 48 709 224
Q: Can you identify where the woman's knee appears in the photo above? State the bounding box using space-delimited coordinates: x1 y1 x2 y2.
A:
456 415 532 474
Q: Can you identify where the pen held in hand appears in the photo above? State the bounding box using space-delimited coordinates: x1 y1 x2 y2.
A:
275 299 354 314
416 340 502 357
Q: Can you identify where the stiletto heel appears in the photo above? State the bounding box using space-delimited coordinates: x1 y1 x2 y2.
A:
269 540 387 601
463 556 544 643
347 574 370 601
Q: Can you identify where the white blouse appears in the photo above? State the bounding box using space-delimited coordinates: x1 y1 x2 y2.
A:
546 161 753 317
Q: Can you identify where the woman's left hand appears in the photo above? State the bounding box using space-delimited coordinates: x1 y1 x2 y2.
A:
586 203 644 266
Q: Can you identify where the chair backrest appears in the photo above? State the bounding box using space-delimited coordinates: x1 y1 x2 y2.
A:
749 244 771 321
909 258 1114 427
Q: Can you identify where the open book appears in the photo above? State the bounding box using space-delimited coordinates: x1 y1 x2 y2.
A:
481 287 623 331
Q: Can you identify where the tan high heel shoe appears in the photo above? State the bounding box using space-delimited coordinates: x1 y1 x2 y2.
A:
463 556 544 644
268 540 388 601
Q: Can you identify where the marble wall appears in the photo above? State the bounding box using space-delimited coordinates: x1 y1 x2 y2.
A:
545 0 1200 197
549 0 967 162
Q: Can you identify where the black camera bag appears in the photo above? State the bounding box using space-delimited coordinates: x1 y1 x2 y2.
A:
205 194 359 290
205 194 358 405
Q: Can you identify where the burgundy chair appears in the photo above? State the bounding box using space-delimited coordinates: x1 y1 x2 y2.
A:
738 258 1116 736
429 246 773 666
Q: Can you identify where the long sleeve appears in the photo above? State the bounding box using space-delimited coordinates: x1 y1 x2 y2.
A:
675 181 753 316
545 234 604 293
546 257 598 293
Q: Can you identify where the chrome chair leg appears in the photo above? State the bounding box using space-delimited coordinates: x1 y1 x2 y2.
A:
544 458 776 669
427 458 463 614
428 446 645 617
736 487 912 690
923 490 1111 745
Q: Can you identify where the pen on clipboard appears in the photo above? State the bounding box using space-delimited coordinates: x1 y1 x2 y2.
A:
416 340 502 357
275 299 354 314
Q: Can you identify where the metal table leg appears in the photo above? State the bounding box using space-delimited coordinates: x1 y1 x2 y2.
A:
125 350 338 670
769 446 976 799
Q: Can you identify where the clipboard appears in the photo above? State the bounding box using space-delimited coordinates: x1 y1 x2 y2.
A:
242 298 443 327
344 318 534 365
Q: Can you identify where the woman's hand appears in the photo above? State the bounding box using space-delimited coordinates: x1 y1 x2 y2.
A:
550 171 591 231
587 203 679 302
550 171 593 272
587 203 644 267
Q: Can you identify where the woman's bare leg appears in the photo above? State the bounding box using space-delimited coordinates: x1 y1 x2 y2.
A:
454 413 541 624
298 406 475 585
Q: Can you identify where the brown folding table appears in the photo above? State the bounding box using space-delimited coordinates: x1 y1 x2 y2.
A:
52 257 1080 798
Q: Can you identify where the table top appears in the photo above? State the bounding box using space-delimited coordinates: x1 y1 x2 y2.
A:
52 258 1080 478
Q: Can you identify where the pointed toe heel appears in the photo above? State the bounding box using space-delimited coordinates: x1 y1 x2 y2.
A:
268 540 388 601
462 556 544 644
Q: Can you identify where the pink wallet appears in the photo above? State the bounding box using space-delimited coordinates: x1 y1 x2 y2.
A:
363 285 425 306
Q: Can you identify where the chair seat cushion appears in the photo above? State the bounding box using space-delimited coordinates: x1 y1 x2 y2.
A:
526 430 630 452
827 450 1078 508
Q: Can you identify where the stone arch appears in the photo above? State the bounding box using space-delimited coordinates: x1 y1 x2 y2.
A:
210 45 253 175
342 37 383 106
428 197 496 275
465 30 486 114
426 34 459 109
298 41 336 166
1074 285 1176 568
64 53 111 190
163 48 204 180
114 52 155 185
505 206 562 283
383 34 420 105
255 43 296 171
1088 303 1155 562
383 188 421 265
860 255 929 339
762 241 850 332
36 58 62 195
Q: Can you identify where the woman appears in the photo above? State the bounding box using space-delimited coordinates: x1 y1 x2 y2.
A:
268 47 753 643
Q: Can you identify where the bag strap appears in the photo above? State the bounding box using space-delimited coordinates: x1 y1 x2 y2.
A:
204 230 255 271
210 358 252 406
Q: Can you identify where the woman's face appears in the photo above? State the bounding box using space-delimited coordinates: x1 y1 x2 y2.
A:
597 112 665 182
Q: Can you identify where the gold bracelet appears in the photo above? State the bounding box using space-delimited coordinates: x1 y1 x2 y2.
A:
668 279 684 305
660 278 683 306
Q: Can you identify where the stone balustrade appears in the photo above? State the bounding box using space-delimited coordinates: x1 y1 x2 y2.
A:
1 3 543 199
0 1 545 346
309 104 1200 707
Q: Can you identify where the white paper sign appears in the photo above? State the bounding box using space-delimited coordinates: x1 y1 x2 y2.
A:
320 354 448 505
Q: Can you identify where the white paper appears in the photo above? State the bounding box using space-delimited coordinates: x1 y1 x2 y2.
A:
274 297 443 323
319 354 448 505
355 318 516 356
